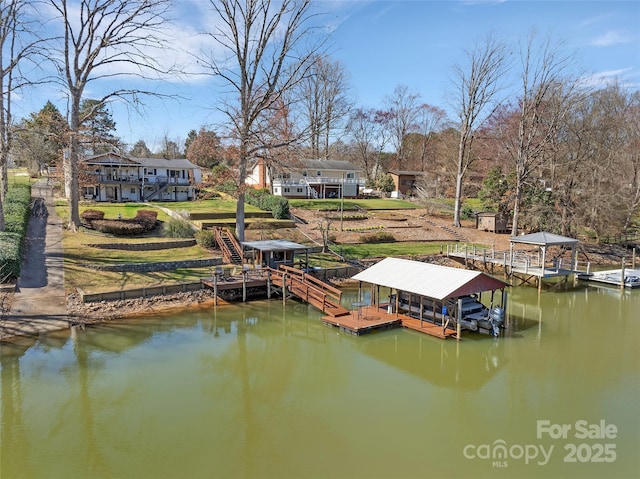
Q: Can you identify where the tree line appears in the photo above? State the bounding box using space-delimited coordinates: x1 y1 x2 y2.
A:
1 0 638 243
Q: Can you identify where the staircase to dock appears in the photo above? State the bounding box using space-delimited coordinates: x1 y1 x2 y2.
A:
214 227 243 264
269 265 350 317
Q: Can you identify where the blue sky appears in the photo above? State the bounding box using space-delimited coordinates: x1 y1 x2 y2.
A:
15 0 640 152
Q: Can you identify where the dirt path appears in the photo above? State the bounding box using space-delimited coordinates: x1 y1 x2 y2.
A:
0 180 69 341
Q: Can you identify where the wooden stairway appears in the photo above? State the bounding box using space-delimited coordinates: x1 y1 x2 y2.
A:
214 227 243 264
269 265 350 317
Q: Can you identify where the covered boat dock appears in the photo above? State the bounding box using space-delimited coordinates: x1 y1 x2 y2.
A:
329 258 509 340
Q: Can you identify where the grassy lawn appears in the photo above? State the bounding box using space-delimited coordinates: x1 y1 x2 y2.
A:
288 198 420 210
332 241 446 259
152 199 263 214
56 201 173 222
62 227 213 293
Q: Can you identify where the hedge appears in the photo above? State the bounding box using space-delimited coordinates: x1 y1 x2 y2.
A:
0 184 31 282
245 189 290 219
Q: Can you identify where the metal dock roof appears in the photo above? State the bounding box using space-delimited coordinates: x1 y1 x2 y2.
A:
351 257 507 300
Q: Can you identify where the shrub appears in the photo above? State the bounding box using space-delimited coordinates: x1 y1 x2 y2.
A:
81 209 105 224
162 217 195 238
0 183 31 282
4 184 31 234
135 209 158 230
195 230 217 249
245 189 290 219
0 232 23 282
91 219 146 235
361 232 396 244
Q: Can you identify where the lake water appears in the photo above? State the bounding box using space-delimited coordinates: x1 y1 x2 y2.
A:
1 284 638 479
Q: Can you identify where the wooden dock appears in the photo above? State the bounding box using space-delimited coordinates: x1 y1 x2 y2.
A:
321 304 457 339
202 265 351 316
203 266 458 339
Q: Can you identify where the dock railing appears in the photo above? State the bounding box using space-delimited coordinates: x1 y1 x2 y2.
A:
446 243 592 274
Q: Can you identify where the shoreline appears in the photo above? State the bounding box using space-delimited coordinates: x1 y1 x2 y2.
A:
2 249 634 343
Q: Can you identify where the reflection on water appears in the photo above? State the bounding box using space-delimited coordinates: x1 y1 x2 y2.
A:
1 285 639 479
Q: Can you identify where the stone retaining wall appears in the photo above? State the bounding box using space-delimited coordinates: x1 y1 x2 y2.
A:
87 239 197 250
88 258 221 273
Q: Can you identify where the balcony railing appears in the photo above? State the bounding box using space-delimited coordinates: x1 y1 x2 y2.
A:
273 176 365 186
88 173 191 186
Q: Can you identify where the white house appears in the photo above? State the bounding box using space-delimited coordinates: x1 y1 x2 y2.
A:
246 158 364 199
81 153 202 202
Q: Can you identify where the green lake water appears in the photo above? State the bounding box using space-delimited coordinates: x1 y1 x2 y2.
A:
1 284 639 479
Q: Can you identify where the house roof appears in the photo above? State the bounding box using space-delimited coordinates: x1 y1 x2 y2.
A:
84 153 200 170
509 232 578 246
351 257 507 301
241 240 312 252
387 170 425 176
294 159 360 171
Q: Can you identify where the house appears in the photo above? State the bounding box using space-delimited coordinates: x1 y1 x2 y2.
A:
246 158 364 199
476 212 509 233
80 153 202 202
387 170 424 198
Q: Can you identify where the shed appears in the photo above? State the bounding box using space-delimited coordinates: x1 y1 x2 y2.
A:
241 239 313 270
387 170 424 197
476 212 509 233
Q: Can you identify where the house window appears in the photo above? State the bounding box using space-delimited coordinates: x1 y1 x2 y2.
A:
296 188 303 193
346 172 355 179
316 171 322 176
284 187 290 193
274 187 280 193
282 173 291 179
302 171 307 177
130 188 135 194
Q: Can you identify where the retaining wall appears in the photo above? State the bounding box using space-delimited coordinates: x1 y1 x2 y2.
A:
87 239 197 250
79 281 205 303
87 258 221 273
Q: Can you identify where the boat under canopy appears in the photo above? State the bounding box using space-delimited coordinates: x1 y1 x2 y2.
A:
351 257 509 336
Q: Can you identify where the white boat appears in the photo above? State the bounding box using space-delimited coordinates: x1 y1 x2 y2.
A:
389 292 505 336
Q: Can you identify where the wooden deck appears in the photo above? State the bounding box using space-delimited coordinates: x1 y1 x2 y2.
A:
202 266 350 317
322 305 457 339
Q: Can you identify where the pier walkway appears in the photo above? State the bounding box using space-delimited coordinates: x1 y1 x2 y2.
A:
446 232 588 289
202 264 350 317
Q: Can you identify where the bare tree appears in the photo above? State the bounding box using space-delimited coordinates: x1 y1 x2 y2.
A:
385 84 420 171
0 0 47 230
296 54 352 159
200 0 325 242
345 107 392 184
315 209 335 253
449 35 510 227
621 91 640 231
507 33 582 235
49 0 173 230
411 103 447 172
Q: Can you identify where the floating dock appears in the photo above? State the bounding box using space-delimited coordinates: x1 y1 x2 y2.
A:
577 269 640 289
